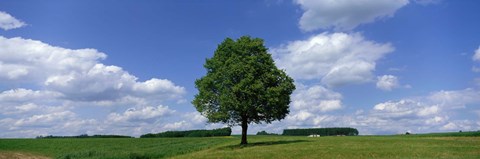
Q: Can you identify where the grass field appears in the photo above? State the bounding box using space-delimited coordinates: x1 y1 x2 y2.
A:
0 137 235 159
0 133 479 159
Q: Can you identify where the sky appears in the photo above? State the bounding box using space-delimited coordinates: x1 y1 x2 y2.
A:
1 0 480 138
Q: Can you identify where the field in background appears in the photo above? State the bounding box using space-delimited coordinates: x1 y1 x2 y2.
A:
0 132 479 159
0 137 235 159
404 131 480 137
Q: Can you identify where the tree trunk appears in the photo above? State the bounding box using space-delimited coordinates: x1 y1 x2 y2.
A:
240 117 248 145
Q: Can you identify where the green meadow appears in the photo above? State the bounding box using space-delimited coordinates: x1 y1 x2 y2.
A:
1 133 479 159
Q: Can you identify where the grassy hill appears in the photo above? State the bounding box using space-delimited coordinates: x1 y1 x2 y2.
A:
0 133 479 159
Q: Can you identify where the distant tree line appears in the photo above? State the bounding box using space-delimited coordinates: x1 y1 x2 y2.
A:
256 130 278 135
282 127 359 136
36 134 133 139
140 127 231 138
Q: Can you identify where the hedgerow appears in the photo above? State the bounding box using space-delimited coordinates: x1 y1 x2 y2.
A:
140 127 231 138
282 127 359 136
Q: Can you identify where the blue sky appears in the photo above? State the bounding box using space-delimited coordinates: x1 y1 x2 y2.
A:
1 0 480 137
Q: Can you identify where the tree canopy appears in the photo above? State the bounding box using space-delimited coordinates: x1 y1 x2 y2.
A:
193 36 295 144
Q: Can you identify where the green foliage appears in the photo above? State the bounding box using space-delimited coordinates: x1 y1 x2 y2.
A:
193 36 295 144
140 127 231 138
282 127 359 136
256 131 278 135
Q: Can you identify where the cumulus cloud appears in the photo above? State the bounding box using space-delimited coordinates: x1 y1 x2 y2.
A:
133 78 186 100
183 112 208 124
0 36 185 102
107 105 175 123
295 0 409 31
273 32 394 87
0 89 66 117
362 88 480 133
292 84 343 112
153 88 480 136
0 89 62 103
0 88 188 138
247 83 347 132
0 11 25 30
414 0 442 5
427 88 480 109
372 100 439 119
0 36 187 137
261 87 480 135
162 121 190 130
360 88 480 133
376 75 400 91
0 36 106 82
472 46 480 72
473 46 480 62
0 88 91 137
14 111 76 128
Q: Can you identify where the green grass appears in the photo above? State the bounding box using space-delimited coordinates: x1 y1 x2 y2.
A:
1 134 479 159
0 137 236 159
406 131 480 137
174 135 480 159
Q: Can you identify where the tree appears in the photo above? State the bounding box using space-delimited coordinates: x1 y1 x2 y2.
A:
193 36 295 145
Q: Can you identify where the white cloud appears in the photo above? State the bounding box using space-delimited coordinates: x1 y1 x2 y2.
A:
440 120 476 131
0 11 25 30
0 36 185 102
182 112 208 125
151 87 480 136
287 111 313 122
163 121 190 130
0 36 106 82
376 75 400 91
372 88 480 119
133 78 186 100
0 36 187 137
291 84 343 112
441 122 458 130
472 46 480 73
473 46 480 62
364 88 480 133
14 111 75 128
295 0 409 31
0 88 88 137
414 0 442 5
372 99 422 119
0 89 66 116
427 88 480 109
107 105 175 123
273 32 394 87
270 87 480 135
0 89 62 103
417 105 439 116
0 110 104 138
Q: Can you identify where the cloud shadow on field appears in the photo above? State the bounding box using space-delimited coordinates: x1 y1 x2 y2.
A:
220 140 310 150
